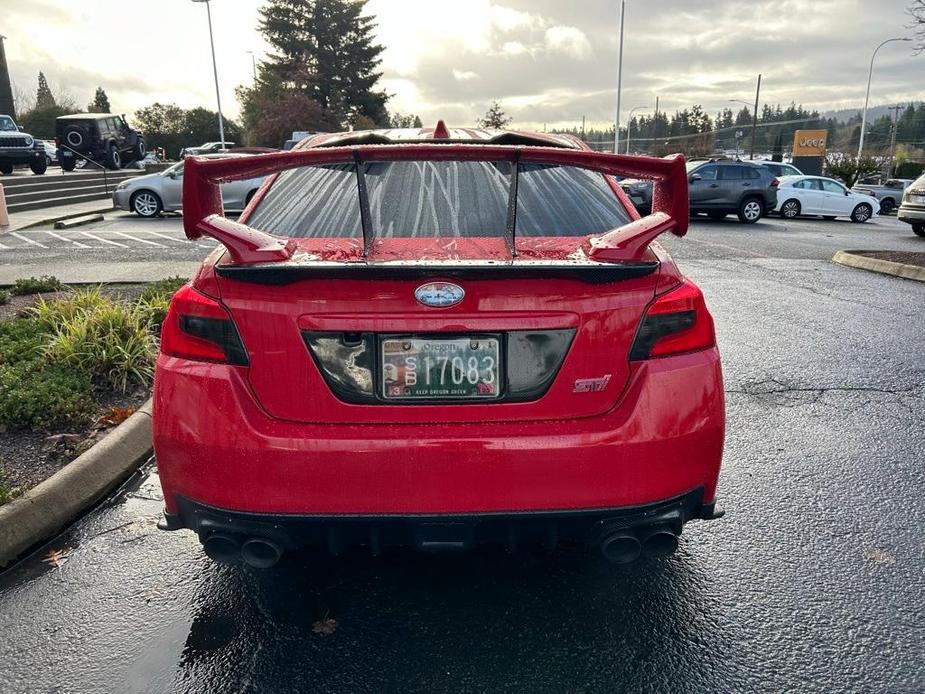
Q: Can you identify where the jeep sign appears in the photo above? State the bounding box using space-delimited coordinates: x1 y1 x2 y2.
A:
792 129 828 156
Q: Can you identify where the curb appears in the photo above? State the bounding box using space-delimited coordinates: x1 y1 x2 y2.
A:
832 250 925 283
0 399 154 568
54 213 105 230
1 205 115 234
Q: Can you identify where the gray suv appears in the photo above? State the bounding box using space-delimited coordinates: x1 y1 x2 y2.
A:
688 160 778 223
621 159 779 224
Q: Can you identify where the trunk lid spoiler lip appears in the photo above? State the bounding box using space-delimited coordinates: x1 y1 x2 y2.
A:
183 144 688 266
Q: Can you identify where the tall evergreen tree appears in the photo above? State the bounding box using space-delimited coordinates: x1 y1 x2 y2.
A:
258 0 388 126
478 100 512 129
36 72 55 108
88 87 111 113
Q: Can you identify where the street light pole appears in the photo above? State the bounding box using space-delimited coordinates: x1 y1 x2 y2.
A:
613 0 625 154
625 105 649 154
750 73 760 160
192 0 226 150
246 50 257 84
857 37 911 161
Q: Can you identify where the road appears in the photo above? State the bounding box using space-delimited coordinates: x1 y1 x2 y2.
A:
0 214 923 693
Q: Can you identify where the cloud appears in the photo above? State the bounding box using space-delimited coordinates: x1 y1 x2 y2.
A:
543 26 592 60
452 70 479 82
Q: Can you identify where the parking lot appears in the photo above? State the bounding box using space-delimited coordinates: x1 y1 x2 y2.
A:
0 212 922 692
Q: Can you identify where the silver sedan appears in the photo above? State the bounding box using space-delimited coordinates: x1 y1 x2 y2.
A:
112 153 266 218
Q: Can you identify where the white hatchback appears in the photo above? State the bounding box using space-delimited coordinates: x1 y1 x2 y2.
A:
775 175 880 223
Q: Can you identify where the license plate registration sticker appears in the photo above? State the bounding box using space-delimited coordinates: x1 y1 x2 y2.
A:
381 336 501 400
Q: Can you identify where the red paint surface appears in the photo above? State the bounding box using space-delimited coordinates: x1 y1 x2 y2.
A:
153 348 724 515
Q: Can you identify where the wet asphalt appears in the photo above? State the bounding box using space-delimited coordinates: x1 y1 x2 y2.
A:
1 215 923 693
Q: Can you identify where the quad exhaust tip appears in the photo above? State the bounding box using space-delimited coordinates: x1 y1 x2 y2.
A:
202 534 284 568
202 533 241 564
241 538 283 569
597 523 679 564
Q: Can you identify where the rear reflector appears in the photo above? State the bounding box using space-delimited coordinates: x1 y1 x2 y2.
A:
160 285 249 365
770 177 780 187
629 279 715 360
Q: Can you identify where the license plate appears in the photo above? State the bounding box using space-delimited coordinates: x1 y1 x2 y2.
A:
381 336 501 400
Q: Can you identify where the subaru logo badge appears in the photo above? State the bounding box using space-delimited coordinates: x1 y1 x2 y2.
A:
414 282 465 308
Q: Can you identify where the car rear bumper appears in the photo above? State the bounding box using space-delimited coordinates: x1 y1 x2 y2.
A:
153 347 725 518
160 486 723 555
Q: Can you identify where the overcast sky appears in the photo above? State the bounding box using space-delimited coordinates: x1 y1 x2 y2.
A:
3 0 921 130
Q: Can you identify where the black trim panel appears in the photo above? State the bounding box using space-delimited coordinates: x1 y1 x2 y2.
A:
217 261 658 285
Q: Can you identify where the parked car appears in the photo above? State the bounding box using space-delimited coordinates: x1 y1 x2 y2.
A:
153 125 726 568
40 139 58 166
688 160 778 222
744 159 802 178
180 141 236 158
56 113 145 171
775 175 879 222
0 114 48 175
112 153 266 217
622 160 778 223
851 178 915 215
897 173 925 237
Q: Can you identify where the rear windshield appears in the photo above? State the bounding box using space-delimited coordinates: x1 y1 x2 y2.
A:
246 161 631 239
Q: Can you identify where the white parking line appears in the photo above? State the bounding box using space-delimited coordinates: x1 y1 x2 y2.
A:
111 231 165 247
80 231 128 248
43 230 91 248
10 232 48 249
0 240 9 250
144 231 187 244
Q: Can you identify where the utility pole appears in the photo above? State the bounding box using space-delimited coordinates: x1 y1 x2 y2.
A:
654 95 659 151
581 115 586 141
750 74 761 160
886 104 903 177
613 0 626 153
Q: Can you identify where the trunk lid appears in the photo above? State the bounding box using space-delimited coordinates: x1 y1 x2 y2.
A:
215 262 658 424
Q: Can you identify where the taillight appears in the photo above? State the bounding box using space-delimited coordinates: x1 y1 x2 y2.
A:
160 285 248 365
770 177 780 187
629 279 715 360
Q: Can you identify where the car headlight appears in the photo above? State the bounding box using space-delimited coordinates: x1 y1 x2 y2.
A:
115 181 130 191
25 136 34 146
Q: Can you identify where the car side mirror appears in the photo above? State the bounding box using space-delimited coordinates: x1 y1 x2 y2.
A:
689 174 702 182
845 190 850 196
17 125 23 132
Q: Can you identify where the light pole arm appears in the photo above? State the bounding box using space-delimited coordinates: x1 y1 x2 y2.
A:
857 37 910 161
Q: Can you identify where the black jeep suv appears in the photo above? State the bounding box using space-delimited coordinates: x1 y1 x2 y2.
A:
0 114 48 175
56 113 145 171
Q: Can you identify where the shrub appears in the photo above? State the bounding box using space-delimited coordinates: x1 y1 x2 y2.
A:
0 360 95 429
136 276 187 330
0 290 9 306
0 318 95 430
10 276 64 296
139 276 188 302
39 289 157 392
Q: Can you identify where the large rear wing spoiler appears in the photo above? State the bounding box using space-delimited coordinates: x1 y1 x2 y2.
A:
182 145 689 265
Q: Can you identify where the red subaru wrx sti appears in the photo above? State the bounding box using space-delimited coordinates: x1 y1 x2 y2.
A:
153 124 725 568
